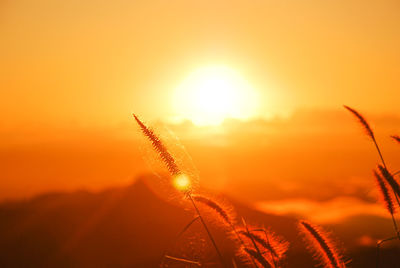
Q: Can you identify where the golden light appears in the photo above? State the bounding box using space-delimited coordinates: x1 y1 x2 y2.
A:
173 66 259 125
173 173 191 191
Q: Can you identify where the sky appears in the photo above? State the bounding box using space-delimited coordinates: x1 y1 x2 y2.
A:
1 0 400 228
1 0 400 130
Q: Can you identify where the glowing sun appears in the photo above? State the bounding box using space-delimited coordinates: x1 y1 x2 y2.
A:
173 66 259 125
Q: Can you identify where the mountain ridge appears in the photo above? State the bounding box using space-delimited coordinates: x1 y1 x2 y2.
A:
0 174 397 267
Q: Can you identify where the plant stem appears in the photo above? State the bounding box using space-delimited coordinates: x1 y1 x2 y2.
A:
373 138 386 170
373 138 400 227
160 216 200 266
242 218 271 268
376 236 398 268
264 232 278 268
165 255 202 266
189 194 226 267
390 213 400 240
251 228 279 267
231 225 259 268
391 214 399 233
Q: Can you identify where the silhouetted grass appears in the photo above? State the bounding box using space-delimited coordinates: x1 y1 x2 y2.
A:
133 114 289 268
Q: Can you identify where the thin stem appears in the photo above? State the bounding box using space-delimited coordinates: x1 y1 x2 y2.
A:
264 232 278 268
160 216 200 266
393 170 400 176
373 138 387 170
373 138 400 219
394 193 400 213
231 225 259 268
189 194 226 268
165 255 202 266
376 236 399 268
232 259 239 268
242 218 271 268
390 213 399 236
376 242 379 268
251 228 278 267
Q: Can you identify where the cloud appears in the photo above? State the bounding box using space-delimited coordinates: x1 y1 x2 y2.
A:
255 196 388 224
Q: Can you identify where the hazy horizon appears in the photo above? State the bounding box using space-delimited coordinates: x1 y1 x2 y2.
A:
1 107 399 228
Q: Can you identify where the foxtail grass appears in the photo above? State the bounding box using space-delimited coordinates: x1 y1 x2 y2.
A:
239 230 277 267
343 105 375 140
191 194 261 267
391 135 400 144
133 114 181 176
377 165 400 203
374 170 398 236
243 248 272 268
344 105 386 167
133 114 226 267
240 218 273 268
344 106 400 245
244 227 289 267
374 170 396 216
299 220 345 268
192 194 233 226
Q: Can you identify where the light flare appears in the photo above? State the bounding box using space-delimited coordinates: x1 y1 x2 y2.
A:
173 65 259 125
173 173 191 191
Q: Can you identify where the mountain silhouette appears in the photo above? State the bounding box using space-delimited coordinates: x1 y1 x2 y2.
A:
0 175 397 267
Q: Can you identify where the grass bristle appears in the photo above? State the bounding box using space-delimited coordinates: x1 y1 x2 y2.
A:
391 135 400 144
133 114 181 176
237 226 289 268
299 221 345 268
378 165 400 198
374 170 395 215
243 247 272 268
251 228 289 260
343 105 375 141
191 194 233 226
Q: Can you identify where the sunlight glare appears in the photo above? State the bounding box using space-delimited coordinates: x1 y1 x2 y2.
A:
173 66 259 125
173 174 191 192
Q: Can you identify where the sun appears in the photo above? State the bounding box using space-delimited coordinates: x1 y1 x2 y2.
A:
172 173 191 192
172 66 259 125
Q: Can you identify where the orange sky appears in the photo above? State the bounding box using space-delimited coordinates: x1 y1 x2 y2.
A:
1 0 400 130
1 0 400 226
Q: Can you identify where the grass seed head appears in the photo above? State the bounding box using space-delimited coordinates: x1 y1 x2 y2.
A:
299 220 345 268
343 105 375 141
374 170 395 215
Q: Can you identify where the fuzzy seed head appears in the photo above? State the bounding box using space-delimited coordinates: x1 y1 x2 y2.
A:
374 170 395 215
391 135 400 144
133 114 181 176
344 105 375 141
192 194 233 226
238 227 289 268
378 165 400 198
299 221 345 268
243 247 272 268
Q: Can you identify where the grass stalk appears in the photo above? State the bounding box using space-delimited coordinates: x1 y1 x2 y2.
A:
134 114 227 267
160 216 200 266
189 194 227 267
165 255 202 266
242 218 271 268
232 226 259 268
299 221 344 268
376 236 399 268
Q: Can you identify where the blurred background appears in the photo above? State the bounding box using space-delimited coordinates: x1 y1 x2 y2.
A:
1 0 400 267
